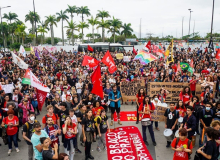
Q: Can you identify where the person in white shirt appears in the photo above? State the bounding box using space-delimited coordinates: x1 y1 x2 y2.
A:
76 79 83 100
109 75 116 85
61 87 71 102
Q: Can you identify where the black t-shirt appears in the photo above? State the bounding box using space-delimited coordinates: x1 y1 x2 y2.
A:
164 109 179 129
212 107 220 119
113 91 118 108
202 140 218 160
97 116 108 133
58 109 69 127
77 111 85 124
199 109 214 129
51 100 61 114
82 117 95 132
42 147 54 160
84 99 93 109
23 122 34 145
72 102 80 116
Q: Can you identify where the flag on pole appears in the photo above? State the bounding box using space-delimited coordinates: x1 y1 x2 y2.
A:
145 41 151 53
188 59 194 75
176 63 182 75
90 65 103 99
22 69 31 84
216 49 220 60
30 45 35 55
134 50 157 65
12 52 28 69
101 50 117 74
133 47 137 55
87 45 94 52
35 48 40 60
19 45 26 57
166 39 174 64
180 62 189 70
36 89 48 111
82 55 99 67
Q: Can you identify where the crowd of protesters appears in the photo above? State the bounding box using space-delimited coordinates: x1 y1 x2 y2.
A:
0 44 219 160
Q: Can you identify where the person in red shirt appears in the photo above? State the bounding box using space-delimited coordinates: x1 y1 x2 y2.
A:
175 100 186 118
62 116 77 160
179 86 192 106
172 64 177 72
92 100 104 119
171 128 193 160
200 86 213 104
136 88 146 124
189 75 198 96
42 105 60 129
201 67 210 76
1 109 20 155
138 96 157 146
158 88 169 103
56 69 62 80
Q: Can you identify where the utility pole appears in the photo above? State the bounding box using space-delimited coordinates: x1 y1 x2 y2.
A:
188 9 193 47
33 0 37 46
140 18 141 40
193 20 195 37
208 0 215 51
182 17 184 38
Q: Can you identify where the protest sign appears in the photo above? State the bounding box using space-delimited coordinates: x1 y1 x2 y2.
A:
106 126 153 160
195 84 216 100
148 82 188 102
113 111 142 121
123 56 131 62
120 80 145 102
151 104 167 122
1 84 14 94
116 53 123 59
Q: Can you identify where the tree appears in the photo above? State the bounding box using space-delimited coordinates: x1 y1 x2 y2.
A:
77 6 91 22
121 23 133 39
96 10 111 42
45 15 57 45
37 26 48 44
56 10 69 46
3 12 19 44
38 21 49 44
25 11 40 45
97 19 110 42
46 37 59 44
0 22 9 48
86 33 93 41
87 16 99 43
65 5 77 22
15 23 27 45
108 17 122 43
65 20 78 45
77 22 89 41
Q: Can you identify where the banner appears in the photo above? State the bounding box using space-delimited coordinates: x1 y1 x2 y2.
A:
37 89 48 111
116 53 123 59
106 126 153 160
123 56 131 62
120 80 145 102
113 111 142 122
151 104 167 122
148 82 188 102
12 52 28 69
30 72 50 92
195 84 216 100
1 84 14 94
19 45 26 57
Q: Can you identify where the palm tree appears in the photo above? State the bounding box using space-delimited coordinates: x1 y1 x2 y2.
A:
97 19 110 42
3 12 19 44
15 23 27 45
77 6 91 22
65 20 78 45
121 23 133 39
37 26 48 44
96 10 111 42
56 10 69 46
108 17 122 43
25 11 40 45
77 22 89 41
39 21 49 44
87 16 98 43
65 5 77 22
45 15 57 46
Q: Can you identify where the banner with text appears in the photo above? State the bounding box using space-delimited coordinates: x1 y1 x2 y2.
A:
106 126 153 160
148 82 188 102
116 53 124 59
1 84 14 94
195 84 216 100
113 111 142 121
120 80 145 102
151 105 167 122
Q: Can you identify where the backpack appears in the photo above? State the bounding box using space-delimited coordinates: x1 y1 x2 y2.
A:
202 109 213 117
24 120 38 136
166 108 178 116
194 104 205 118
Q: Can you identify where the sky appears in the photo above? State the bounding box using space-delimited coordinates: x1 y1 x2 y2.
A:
1 0 220 40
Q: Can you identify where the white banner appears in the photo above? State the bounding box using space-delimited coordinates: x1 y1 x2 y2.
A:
123 56 131 62
19 45 26 57
12 52 28 69
1 84 14 93
30 72 50 92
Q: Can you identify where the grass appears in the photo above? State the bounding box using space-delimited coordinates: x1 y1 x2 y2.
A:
14 48 31 51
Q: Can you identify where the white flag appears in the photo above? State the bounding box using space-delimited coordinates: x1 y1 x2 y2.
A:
19 45 26 57
12 52 28 69
30 71 50 92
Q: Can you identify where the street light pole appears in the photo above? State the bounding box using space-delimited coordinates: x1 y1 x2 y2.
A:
33 0 37 46
188 9 193 47
0 6 11 52
208 0 215 51
182 17 184 39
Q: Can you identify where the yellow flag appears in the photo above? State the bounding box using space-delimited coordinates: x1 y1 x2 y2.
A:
30 45 34 55
166 39 174 64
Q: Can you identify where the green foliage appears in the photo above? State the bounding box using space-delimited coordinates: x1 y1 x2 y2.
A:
46 37 59 44
10 43 21 49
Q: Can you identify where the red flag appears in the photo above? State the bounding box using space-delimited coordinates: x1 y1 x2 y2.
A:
90 65 103 99
36 89 47 111
176 62 182 76
216 49 220 60
146 41 151 53
87 45 94 52
133 47 137 55
101 50 117 74
82 55 99 67
190 59 194 68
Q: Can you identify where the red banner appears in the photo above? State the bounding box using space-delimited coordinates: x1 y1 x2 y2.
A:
37 89 47 111
106 126 153 160
113 111 142 122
